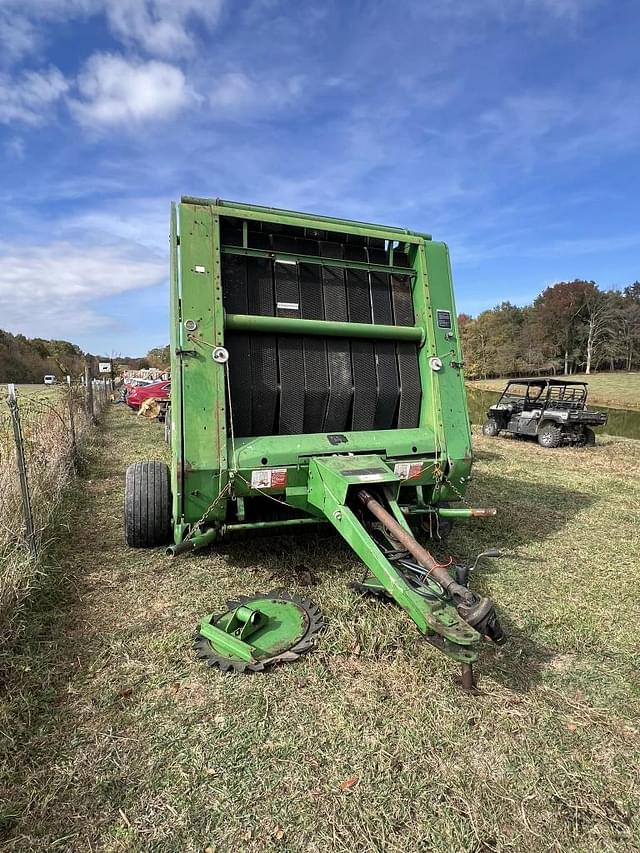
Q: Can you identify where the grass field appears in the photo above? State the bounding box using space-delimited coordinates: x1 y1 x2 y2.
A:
468 372 640 410
1 406 639 851
0 383 67 403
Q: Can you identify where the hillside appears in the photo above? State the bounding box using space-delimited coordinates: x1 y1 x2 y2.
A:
0 329 169 383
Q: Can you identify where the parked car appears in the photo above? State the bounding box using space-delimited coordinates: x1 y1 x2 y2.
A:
126 379 171 411
482 378 608 447
43 375 56 385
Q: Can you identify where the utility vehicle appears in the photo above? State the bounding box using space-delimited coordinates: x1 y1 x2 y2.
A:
482 378 608 447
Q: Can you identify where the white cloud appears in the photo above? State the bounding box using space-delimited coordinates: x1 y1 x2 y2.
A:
210 72 253 109
70 53 191 126
5 137 26 160
0 0 223 62
103 0 223 57
0 240 165 336
0 10 39 63
0 67 69 125
208 71 304 114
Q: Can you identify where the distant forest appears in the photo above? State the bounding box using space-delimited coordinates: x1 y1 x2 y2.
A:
459 280 640 379
3 279 639 383
0 330 169 383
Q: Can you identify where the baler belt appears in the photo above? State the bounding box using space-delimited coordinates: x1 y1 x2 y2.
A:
391 273 421 427
346 267 376 431
274 260 305 434
321 260 353 432
222 240 421 436
299 262 330 433
222 255 252 436
370 270 400 429
248 258 278 435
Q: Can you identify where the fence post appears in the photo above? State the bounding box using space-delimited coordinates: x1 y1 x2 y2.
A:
84 365 95 423
67 384 77 463
7 384 37 560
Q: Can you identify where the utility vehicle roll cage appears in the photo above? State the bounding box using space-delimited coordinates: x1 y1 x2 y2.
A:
497 379 588 412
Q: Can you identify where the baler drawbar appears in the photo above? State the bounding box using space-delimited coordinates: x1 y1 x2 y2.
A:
124 196 506 686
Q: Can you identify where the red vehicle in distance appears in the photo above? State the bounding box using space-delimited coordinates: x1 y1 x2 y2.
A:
126 379 171 411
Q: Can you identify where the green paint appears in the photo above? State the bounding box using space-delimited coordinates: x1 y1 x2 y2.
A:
225 313 424 343
199 598 308 664
170 197 492 668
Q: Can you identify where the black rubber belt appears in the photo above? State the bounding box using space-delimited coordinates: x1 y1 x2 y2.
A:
391 272 421 428
298 259 330 433
247 257 278 435
320 241 353 432
370 265 400 429
221 254 252 436
345 257 377 432
273 251 305 435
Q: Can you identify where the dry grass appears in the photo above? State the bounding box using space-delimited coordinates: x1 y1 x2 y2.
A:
469 372 640 410
0 385 108 631
1 407 639 851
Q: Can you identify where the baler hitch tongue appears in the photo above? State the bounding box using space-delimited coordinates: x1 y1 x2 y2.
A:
353 487 506 678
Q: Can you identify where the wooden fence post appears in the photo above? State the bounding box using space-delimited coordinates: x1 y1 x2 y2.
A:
84 365 95 423
7 384 37 560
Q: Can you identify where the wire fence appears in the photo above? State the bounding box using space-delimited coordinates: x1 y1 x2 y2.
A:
0 379 111 630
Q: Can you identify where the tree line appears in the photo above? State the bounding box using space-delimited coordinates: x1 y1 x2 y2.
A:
459 280 640 378
0 329 170 383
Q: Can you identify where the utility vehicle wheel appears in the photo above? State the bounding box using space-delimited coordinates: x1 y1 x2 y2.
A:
124 460 172 547
583 427 596 447
482 418 500 437
164 404 171 447
537 423 562 448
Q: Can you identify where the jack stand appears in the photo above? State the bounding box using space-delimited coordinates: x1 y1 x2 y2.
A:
459 663 477 692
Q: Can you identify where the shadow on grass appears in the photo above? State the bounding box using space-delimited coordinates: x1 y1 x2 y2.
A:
212 471 595 694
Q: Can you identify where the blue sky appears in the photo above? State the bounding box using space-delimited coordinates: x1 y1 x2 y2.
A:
1 0 639 357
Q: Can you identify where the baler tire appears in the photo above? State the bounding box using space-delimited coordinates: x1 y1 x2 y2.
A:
537 423 562 448
583 427 596 447
482 418 500 437
124 461 172 547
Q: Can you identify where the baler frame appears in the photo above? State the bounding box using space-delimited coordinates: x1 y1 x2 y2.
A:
169 197 472 538
126 196 506 683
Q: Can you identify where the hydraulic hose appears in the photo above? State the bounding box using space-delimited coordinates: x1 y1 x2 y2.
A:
357 489 472 603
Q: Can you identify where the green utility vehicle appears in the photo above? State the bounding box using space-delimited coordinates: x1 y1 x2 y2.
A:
482 378 608 447
125 197 505 687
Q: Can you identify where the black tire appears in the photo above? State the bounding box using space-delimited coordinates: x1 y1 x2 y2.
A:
583 427 596 446
482 418 500 437
124 461 172 547
164 404 171 447
537 423 562 448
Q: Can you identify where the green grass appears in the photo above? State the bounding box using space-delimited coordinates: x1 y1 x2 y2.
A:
468 372 640 410
0 383 67 403
1 406 639 851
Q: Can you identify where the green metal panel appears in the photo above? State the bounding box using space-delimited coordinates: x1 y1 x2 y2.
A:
182 196 430 242
423 242 473 497
168 203 184 540
176 202 228 526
